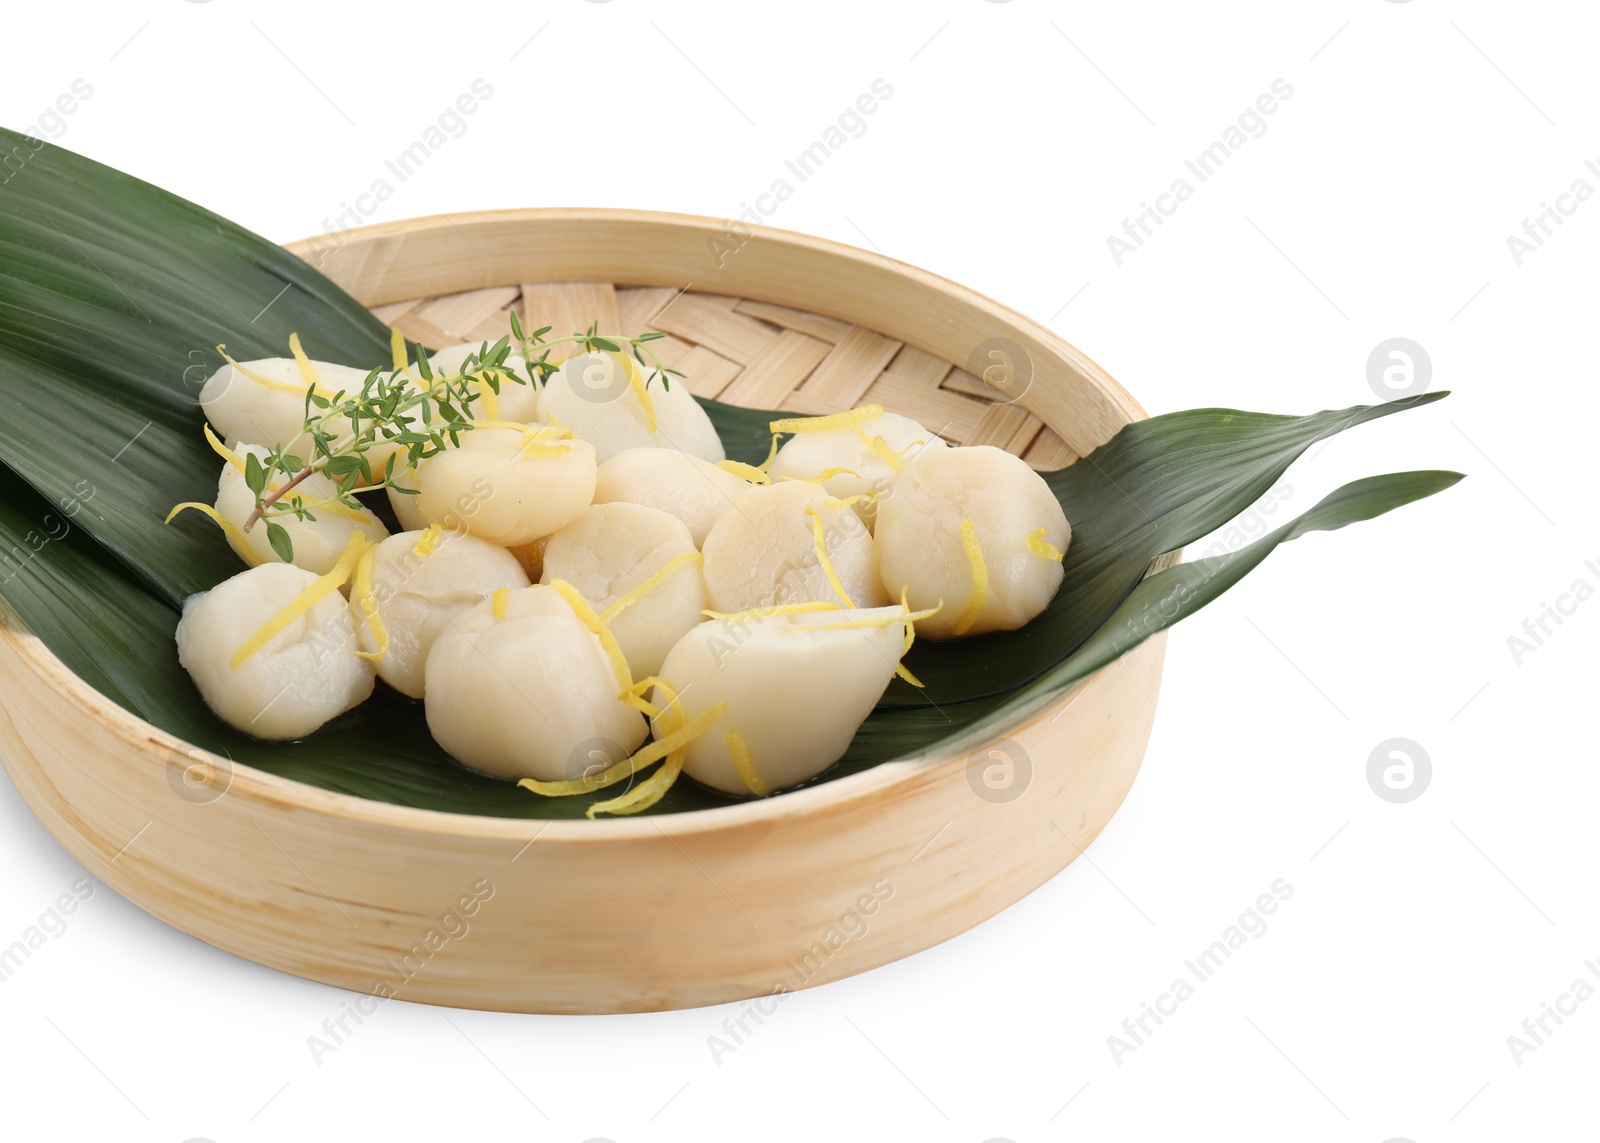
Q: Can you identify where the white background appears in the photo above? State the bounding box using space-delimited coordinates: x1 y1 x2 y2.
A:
2 1 1595 1140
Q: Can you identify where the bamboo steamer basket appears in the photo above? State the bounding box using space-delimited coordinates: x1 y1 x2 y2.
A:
0 210 1170 1013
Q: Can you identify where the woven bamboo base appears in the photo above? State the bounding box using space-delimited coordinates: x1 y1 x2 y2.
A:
372 281 1081 470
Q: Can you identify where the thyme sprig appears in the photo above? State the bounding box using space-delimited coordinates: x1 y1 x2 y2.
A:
237 319 680 562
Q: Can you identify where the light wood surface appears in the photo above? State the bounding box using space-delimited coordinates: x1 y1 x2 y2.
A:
0 209 1169 1013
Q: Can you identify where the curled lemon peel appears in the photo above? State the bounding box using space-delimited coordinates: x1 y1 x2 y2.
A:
853 428 920 473
601 550 704 624
465 363 510 422
724 727 769 797
286 332 325 396
517 752 634 799
413 525 444 560
782 589 939 687
471 418 542 434
389 327 407 374
352 542 389 661
895 661 925 688
777 466 860 485
230 533 366 669
472 421 573 460
589 752 683 817
786 604 942 634
769 404 885 435
516 680 727 817
895 594 927 684
716 459 770 484
621 674 668 720
755 432 781 472
1027 527 1065 562
204 424 247 474
215 344 302 396
588 691 727 818
546 579 633 695
491 587 510 620
824 493 877 510
953 517 989 637
163 502 260 566
516 440 571 460
625 356 658 434
803 506 855 608
474 377 502 421
701 601 843 623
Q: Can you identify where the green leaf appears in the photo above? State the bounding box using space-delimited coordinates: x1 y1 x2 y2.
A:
264 522 294 563
243 451 267 497
323 455 364 476
0 129 391 605
807 470 1467 782
880 393 1448 707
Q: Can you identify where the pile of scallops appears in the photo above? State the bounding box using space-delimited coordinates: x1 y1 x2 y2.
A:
173 338 1070 814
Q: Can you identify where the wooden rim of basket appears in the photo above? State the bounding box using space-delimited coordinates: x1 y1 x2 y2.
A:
1 208 1154 844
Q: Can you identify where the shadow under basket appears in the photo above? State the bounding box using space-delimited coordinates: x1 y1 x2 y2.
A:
0 209 1168 1014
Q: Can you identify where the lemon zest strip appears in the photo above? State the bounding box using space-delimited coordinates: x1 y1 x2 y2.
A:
755 432 781 472
588 753 683 817
471 418 543 434
389 328 407 374
471 420 572 459
716 459 771 485
776 466 860 485
491 587 510 620
804 506 855 608
788 605 942 633
287 333 324 395
230 533 366 669
896 587 926 686
204 424 247 474
625 356 658 433
824 494 877 510
215 344 303 396
601 550 704 624
725 727 770 797
352 542 389 661
588 699 722 792
588 696 727 817
853 428 918 473
621 675 668 719
1027 527 1065 562
163 502 260 566
517 679 726 816
953 518 989 636
546 579 633 694
474 372 503 421
769 404 884 435
701 601 843 623
413 525 444 559
779 588 940 685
